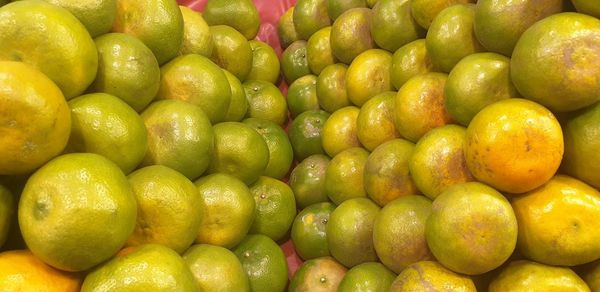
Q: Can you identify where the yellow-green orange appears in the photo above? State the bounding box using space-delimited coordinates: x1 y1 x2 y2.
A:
278 7 299 48
234 234 288 292
321 106 361 157
330 8 375 64
43 0 116 37
287 74 320 118
411 0 474 29
294 0 331 40
223 69 249 122
582 260 600 291
327 0 366 20
289 155 330 209
249 176 296 242
178 6 213 57
337 262 395 292
291 202 335 260
281 40 311 84
209 25 253 81
389 261 476 291
243 118 293 180
489 260 590 292
243 80 288 126
356 91 400 151
573 0 600 18
203 0 260 40
391 39 437 90
325 147 369 205
371 0 424 52
289 257 347 292
316 63 351 113
247 40 281 84
0 185 12 248
307 26 336 75
289 110 330 161
183 244 250 292
346 49 393 107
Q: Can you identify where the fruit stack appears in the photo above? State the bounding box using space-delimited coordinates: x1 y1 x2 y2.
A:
0 0 599 291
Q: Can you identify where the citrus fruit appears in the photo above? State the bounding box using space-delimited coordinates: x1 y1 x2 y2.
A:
67 93 147 174
346 49 393 107
223 69 249 122
583 260 600 291
288 110 330 161
91 33 160 112
321 106 361 157
573 0 600 18
81 244 197 291
293 0 331 40
209 24 253 81
410 0 474 29
278 7 300 48
281 40 311 84
0 249 81 291
183 244 250 292
249 176 297 242
289 154 330 209
327 197 380 267
409 125 475 199
373 195 432 274
307 26 336 75
327 0 366 20
208 122 269 185
157 53 231 124
0 0 98 98
445 52 520 126
203 0 260 40
337 262 396 292
330 8 375 64
426 182 518 275
19 153 137 272
464 98 563 194
316 63 351 113
561 101 600 189
0 185 12 248
289 256 347 292
425 4 484 73
234 234 288 292
511 175 600 266
243 118 293 180
364 139 419 207
391 39 437 90
473 0 563 56
112 0 183 65
394 72 453 143
194 173 255 248
178 6 214 57
389 261 477 291
371 0 424 52
0 61 71 175
141 100 214 180
288 74 321 118
243 80 288 126
489 260 589 291
325 147 369 205
43 0 116 37
366 0 377 7
247 40 281 84
291 202 335 260
511 12 600 112
126 165 202 254
356 91 399 151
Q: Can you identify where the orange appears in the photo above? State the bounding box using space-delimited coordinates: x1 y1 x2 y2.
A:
247 40 281 84
464 98 563 194
91 33 160 112
126 165 202 254
511 12 600 112
356 91 399 151
316 63 351 113
287 74 321 118
394 72 453 143
19 153 137 272
346 49 393 107
0 249 81 291
583 260 600 291
373 195 432 274
243 118 293 180
289 256 347 292
288 110 330 161
223 69 249 122
0 61 71 175
0 184 12 248
234 234 289 292
157 53 231 124
366 0 377 7
141 100 214 180
179 6 214 57
281 40 311 84
325 147 369 205
243 80 288 126
511 175 600 266
321 106 361 157
473 0 562 56
112 0 183 65
410 0 474 29
81 244 197 291
330 8 375 64
248 176 297 242
364 139 419 207
409 125 475 199
0 0 98 99
391 39 437 90
293 0 331 40
67 93 147 174
183 244 250 292
573 0 600 18
389 261 477 291
327 197 380 268
445 52 520 126
44 0 116 37
371 0 424 52
337 262 395 292
307 26 336 75
291 202 335 260
289 154 330 209
278 7 300 49
207 122 269 185
194 173 255 248
489 260 589 291
426 182 518 275
327 0 366 20
209 24 253 81
203 0 260 40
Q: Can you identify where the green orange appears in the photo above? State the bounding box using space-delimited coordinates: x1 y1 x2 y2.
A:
178 6 214 57
287 74 320 118
371 0 424 52
281 40 311 84
247 40 281 84
203 0 260 40
321 106 361 157
293 0 331 40
337 262 396 292
289 155 330 209
248 176 297 242
209 24 253 81
234 234 289 292
242 118 293 180
325 147 369 205
316 63 351 113
391 39 437 90
243 80 288 126
307 26 336 75
278 7 299 48
356 91 400 151
330 8 375 64
183 244 250 292
291 202 335 260
288 110 330 161
289 256 347 292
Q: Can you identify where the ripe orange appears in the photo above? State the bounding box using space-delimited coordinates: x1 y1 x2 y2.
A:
389 261 476 291
356 91 400 151
346 49 393 107
179 6 214 57
307 26 336 75
321 106 361 157
489 260 589 291
330 8 375 64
